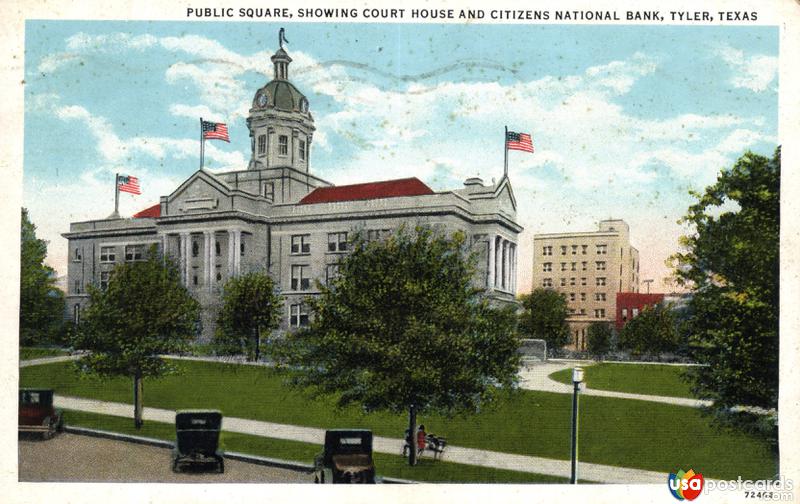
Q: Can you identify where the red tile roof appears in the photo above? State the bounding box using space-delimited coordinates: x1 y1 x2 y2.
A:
132 203 161 218
299 177 434 205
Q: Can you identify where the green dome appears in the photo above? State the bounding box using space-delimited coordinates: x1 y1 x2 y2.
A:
252 80 309 112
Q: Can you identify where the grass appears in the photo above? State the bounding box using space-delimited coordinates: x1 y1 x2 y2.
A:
549 362 695 398
21 359 777 480
20 347 69 360
62 410 566 483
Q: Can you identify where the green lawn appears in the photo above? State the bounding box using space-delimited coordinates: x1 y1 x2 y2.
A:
62 410 565 483
21 359 776 480
20 347 69 360
549 363 695 398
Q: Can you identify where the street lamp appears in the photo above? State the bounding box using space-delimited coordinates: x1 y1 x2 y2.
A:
570 366 584 484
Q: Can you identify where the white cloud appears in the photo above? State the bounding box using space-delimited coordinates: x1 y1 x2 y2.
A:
714 44 778 92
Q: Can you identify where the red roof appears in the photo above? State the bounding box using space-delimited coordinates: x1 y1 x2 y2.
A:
299 177 434 205
132 203 161 218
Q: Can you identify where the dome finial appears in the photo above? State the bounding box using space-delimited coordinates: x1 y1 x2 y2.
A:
279 28 289 50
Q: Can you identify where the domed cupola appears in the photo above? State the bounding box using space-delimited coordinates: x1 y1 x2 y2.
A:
247 28 315 172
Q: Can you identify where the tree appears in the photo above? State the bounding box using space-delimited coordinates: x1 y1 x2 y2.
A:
518 288 570 351
71 247 200 428
270 227 520 466
19 208 65 346
586 322 613 359
617 304 679 357
669 148 779 440
215 271 282 361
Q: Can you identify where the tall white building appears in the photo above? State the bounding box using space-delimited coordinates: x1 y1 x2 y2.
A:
62 34 523 339
532 219 639 349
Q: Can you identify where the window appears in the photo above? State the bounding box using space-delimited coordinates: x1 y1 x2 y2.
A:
300 98 309 113
328 232 348 252
278 135 288 156
569 293 576 302
579 308 586 315
560 278 566 286
125 245 144 261
291 235 311 254
622 308 628 320
543 262 552 272
299 139 307 161
571 262 576 271
582 244 588 254
74 248 82 261
264 182 275 201
581 261 587 271
367 229 390 242
595 293 607 301
560 262 567 271
258 134 266 155
570 277 576 286
100 246 116 263
594 309 606 318
542 278 553 287
216 272 222 281
326 264 340 284
596 277 607 286
580 292 586 301
596 244 607 255
215 241 221 256
290 304 309 328
632 308 640 317
581 277 587 286
191 241 199 257
291 265 310 291
73 305 80 325
73 280 81 294
193 275 198 286
571 245 577 255
596 261 606 271
560 245 567 255
240 241 246 256
542 246 552 256
99 271 111 291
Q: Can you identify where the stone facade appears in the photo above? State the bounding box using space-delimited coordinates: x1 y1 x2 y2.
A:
62 38 522 340
532 219 639 350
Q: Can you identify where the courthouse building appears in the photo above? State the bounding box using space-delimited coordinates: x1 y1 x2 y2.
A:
532 219 640 350
62 38 523 339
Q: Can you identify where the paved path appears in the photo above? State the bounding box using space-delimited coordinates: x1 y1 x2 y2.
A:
19 432 308 482
517 361 713 408
19 354 81 368
53 395 664 483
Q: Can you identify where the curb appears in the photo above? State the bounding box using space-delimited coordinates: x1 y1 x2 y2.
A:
64 425 414 483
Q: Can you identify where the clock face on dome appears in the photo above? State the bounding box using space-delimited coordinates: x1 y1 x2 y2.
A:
257 93 268 107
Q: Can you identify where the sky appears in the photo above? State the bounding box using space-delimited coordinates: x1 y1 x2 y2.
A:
22 21 779 293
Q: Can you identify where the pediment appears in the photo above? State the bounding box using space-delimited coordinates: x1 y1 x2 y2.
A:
166 170 231 215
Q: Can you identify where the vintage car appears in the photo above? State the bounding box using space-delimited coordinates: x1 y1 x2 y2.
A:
314 429 376 484
19 388 63 439
172 410 224 473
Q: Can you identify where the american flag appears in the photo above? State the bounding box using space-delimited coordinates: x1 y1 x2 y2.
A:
506 131 534 153
202 120 230 142
118 175 141 195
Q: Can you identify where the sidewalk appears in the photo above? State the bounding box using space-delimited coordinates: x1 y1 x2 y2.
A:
517 361 713 408
53 394 665 483
19 354 82 368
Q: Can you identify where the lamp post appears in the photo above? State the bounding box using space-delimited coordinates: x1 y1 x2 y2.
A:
570 366 584 484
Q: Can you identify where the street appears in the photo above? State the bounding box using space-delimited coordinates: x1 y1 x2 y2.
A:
18 433 310 483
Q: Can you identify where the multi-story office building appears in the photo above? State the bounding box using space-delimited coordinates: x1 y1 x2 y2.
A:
62 35 522 339
532 219 639 349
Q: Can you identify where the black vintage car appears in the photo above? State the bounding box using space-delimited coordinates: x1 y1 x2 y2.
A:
19 388 64 440
172 410 224 473
314 429 376 484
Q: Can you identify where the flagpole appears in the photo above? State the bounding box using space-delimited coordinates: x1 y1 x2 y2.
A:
504 125 508 178
114 172 120 217
200 117 205 170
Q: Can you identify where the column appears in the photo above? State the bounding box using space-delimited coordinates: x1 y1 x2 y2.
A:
203 231 211 291
227 230 235 278
494 237 501 288
233 230 242 275
487 235 495 289
501 240 508 290
179 233 189 286
511 243 517 293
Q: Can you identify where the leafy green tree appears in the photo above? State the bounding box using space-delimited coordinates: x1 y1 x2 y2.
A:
271 227 520 466
518 288 570 351
20 208 65 346
72 247 200 428
669 149 779 439
586 322 614 359
618 304 679 357
215 271 282 361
